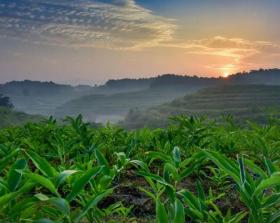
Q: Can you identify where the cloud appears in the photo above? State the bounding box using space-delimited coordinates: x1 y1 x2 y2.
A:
1 1 279 76
159 36 280 74
192 36 259 49
111 0 134 7
0 0 176 49
165 36 280 55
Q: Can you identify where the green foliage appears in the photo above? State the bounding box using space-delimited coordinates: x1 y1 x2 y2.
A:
0 115 280 222
0 107 43 128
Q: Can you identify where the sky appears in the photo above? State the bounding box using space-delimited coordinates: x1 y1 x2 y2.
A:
0 0 280 84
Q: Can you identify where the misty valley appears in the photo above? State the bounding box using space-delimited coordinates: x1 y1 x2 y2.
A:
1 69 280 129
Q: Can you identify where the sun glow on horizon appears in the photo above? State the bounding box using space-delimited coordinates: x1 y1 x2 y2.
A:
223 72 230 78
219 64 236 78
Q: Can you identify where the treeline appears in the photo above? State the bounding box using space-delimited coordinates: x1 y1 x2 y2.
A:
104 68 280 90
1 68 280 100
0 80 74 96
229 68 280 85
150 74 222 89
104 74 221 90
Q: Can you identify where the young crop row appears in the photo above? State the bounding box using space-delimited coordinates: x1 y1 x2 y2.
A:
0 115 280 222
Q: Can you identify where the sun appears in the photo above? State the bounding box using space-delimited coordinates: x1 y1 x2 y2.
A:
223 72 230 78
219 64 235 78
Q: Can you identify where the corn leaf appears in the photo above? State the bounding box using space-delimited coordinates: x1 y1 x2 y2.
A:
66 166 102 201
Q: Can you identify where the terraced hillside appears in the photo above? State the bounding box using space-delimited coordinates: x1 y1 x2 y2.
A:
123 85 280 128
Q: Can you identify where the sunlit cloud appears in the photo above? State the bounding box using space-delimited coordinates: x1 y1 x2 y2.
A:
0 0 176 49
161 36 280 74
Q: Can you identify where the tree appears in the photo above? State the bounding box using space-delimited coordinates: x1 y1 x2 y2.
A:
0 94 13 108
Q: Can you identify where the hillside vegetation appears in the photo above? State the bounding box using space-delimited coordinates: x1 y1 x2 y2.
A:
2 69 280 122
0 115 280 222
54 87 199 122
123 85 280 128
0 80 94 116
56 69 280 123
0 107 43 128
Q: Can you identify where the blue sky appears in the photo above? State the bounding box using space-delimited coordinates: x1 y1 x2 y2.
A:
0 0 280 84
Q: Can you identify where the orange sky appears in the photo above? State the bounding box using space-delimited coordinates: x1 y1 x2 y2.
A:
0 0 280 84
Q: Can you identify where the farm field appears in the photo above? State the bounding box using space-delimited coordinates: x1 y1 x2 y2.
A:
0 115 280 222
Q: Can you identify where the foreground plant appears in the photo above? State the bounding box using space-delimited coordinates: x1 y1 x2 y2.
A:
205 150 280 223
0 115 280 222
0 148 116 222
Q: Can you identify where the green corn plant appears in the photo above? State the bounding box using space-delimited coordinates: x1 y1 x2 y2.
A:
205 150 280 223
178 182 247 223
0 147 116 222
138 172 185 223
113 152 148 173
0 147 20 173
201 166 231 190
146 146 206 186
1 114 280 222
138 147 207 222
65 115 94 149
139 147 247 223
103 201 134 219
169 116 212 151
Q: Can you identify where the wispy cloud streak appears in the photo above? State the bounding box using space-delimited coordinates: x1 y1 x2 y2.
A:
0 0 175 49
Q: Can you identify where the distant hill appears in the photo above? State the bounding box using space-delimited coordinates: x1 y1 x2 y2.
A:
0 80 95 116
149 74 222 89
104 78 153 91
55 69 280 123
1 69 280 96
227 69 280 85
102 68 280 90
0 107 43 128
1 68 280 120
0 80 72 95
0 79 156 116
122 85 280 129
54 87 199 123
